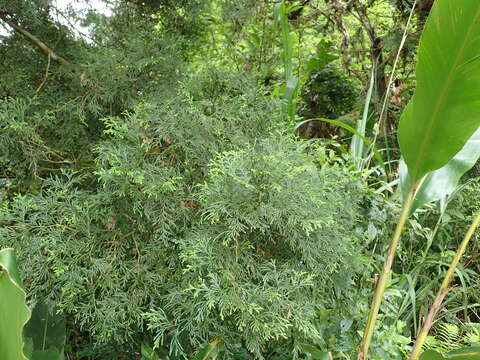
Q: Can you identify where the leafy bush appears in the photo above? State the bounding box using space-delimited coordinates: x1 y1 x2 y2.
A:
301 68 358 119
0 69 369 359
145 137 365 358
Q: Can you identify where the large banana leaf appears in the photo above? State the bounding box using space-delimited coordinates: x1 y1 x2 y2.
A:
419 347 480 359
400 127 480 213
398 0 480 184
0 248 31 360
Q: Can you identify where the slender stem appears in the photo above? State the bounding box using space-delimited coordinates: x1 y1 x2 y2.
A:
439 211 480 290
420 213 443 263
368 0 417 169
408 211 480 360
0 12 75 69
42 310 49 350
36 54 51 93
357 186 416 360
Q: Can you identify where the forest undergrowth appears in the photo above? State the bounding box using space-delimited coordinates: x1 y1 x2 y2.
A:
0 1 479 359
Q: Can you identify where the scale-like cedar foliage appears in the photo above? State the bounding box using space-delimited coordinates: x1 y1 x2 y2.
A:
0 66 367 358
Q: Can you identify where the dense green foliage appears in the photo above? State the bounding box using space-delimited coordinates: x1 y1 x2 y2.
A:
0 248 30 360
0 0 479 359
302 69 357 119
0 70 368 357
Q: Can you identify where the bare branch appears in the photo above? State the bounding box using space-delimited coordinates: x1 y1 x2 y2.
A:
36 53 51 93
0 11 75 69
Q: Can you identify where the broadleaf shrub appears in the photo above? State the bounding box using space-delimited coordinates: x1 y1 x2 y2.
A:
301 68 357 119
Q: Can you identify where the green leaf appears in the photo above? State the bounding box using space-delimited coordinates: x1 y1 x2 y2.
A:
274 2 293 78
447 346 480 359
25 301 66 352
285 76 298 101
307 50 339 73
275 1 299 122
0 247 23 286
398 0 480 184
0 248 31 360
295 118 384 168
141 344 160 360
286 5 303 13
400 127 480 213
285 76 299 120
23 338 34 359
419 347 480 360
191 339 222 360
419 350 445 360
31 348 60 360
299 343 332 360
351 66 375 170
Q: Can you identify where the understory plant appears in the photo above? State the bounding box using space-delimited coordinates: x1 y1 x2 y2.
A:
0 68 369 359
2 0 480 359
0 248 66 360
358 0 480 358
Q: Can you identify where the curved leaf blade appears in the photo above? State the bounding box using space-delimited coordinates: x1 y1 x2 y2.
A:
0 248 31 360
0 247 22 286
295 118 385 168
447 346 480 359
351 66 375 169
419 347 480 360
398 0 480 183
400 127 480 213
420 350 445 360
191 339 221 360
299 343 332 360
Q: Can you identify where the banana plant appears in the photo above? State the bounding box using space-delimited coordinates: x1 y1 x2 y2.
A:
0 248 31 360
400 128 480 214
358 0 480 358
0 249 66 360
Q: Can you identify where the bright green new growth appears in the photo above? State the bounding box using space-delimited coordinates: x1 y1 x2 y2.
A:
0 249 30 360
145 137 365 357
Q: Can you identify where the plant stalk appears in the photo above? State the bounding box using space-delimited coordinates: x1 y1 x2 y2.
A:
368 0 417 170
420 213 443 263
0 11 75 69
408 211 480 360
357 186 416 360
